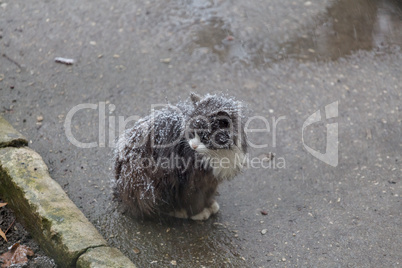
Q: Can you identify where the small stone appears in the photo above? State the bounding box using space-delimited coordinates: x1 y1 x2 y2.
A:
90 41 97 45
160 58 171 64
54 57 74 65
261 210 268 215
304 1 312 6
261 229 268 235
37 116 43 122
170 260 177 265
133 247 140 254
282 257 286 262
366 129 372 140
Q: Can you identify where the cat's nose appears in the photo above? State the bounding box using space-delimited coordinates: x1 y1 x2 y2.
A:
191 143 198 150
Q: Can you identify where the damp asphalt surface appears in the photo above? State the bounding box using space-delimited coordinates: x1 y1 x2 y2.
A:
1 0 401 267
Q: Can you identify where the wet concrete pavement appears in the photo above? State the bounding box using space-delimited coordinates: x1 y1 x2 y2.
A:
1 0 401 267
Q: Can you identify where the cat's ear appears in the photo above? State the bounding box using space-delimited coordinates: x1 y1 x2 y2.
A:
190 93 201 105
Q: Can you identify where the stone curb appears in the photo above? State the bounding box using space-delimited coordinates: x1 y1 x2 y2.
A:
0 116 136 268
77 247 136 268
0 116 28 148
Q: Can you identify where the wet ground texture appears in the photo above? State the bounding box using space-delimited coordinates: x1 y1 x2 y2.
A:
1 0 401 267
0 199 56 267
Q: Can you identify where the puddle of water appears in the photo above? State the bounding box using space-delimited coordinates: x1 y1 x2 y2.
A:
189 17 251 63
187 0 402 64
283 0 402 61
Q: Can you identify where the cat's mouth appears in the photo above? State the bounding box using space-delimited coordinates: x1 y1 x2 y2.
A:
188 139 207 152
188 133 208 152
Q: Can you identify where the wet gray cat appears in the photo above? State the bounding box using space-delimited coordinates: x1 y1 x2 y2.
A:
114 93 248 220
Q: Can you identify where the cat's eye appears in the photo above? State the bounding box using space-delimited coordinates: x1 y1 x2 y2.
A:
211 131 233 148
217 118 230 129
211 111 231 129
198 131 209 142
187 130 195 139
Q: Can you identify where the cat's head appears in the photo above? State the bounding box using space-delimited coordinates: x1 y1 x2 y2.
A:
186 93 247 154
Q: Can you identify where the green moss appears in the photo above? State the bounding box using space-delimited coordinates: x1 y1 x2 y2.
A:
77 247 137 268
0 116 28 148
0 147 107 267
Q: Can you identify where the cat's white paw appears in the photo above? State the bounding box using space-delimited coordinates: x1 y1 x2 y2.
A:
169 209 188 219
209 201 220 214
191 208 212 221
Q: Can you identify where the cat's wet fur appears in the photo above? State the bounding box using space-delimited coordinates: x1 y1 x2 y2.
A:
114 93 248 220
